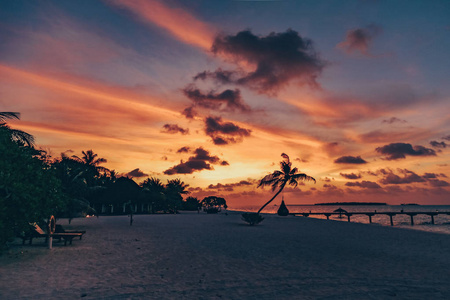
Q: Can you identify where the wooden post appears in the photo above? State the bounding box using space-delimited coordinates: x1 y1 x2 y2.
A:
410 215 414 226
324 213 331 220
428 214 436 225
389 215 394 226
368 215 372 223
347 214 351 222
48 215 55 250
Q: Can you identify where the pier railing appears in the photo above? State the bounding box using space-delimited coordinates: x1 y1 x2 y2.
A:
290 211 450 226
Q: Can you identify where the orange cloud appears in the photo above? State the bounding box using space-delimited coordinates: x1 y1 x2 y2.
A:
110 0 216 50
0 64 178 118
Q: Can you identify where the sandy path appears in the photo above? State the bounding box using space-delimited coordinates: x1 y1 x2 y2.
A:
1 211 449 299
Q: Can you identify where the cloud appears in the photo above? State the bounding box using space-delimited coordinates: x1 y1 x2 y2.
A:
430 141 447 148
442 135 450 141
207 180 254 192
428 179 449 187
423 173 438 179
182 106 198 119
176 146 191 153
161 124 189 135
204 116 251 145
378 169 426 185
345 181 381 189
382 117 407 124
221 160 230 166
340 172 362 180
110 0 215 50
183 85 250 112
334 156 367 164
318 184 345 197
194 68 234 83
337 24 382 56
199 29 325 93
375 143 436 160
294 158 309 163
163 147 224 175
358 130 425 144
126 168 148 178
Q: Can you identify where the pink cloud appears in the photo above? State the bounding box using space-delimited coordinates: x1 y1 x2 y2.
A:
110 0 216 50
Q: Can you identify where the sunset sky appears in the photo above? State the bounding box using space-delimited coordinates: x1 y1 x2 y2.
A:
1 0 449 206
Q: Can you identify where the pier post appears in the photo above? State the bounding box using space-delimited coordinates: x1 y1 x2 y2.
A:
386 213 396 226
427 213 437 225
346 213 352 222
366 213 375 224
324 213 331 220
406 213 417 226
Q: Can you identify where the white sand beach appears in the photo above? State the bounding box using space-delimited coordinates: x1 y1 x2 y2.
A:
1 211 450 299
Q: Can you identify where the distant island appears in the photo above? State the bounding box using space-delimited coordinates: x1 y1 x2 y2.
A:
314 202 387 206
401 203 420 206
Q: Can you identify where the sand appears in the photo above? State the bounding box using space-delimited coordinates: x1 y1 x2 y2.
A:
1 211 450 299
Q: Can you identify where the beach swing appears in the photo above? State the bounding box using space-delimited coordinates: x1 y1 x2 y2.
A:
277 195 290 216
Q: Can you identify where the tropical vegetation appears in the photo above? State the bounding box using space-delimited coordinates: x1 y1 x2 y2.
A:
0 112 203 249
201 196 227 214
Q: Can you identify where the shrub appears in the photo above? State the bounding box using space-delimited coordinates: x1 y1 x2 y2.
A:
241 212 264 225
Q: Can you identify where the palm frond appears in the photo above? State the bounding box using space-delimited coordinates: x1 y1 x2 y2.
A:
258 171 283 188
0 112 20 122
10 128 35 146
291 173 316 183
271 179 283 191
288 177 299 188
71 155 83 163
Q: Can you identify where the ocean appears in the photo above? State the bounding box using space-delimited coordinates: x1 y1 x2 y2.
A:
232 204 450 235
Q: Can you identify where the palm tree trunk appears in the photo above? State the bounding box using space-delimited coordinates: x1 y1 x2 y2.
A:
257 183 286 214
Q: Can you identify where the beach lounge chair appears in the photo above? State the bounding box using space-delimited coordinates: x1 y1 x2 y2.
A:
21 223 82 246
55 224 86 240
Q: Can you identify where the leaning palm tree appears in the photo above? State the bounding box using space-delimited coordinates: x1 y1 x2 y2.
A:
257 153 315 213
242 153 315 225
0 112 35 147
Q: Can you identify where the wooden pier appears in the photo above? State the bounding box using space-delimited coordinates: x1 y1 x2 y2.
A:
290 211 450 226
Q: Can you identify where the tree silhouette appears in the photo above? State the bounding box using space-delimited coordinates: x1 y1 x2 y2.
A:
0 112 35 147
165 179 189 213
242 153 315 225
0 125 65 247
201 196 227 213
182 196 201 211
72 150 108 186
140 177 166 213
257 153 315 213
